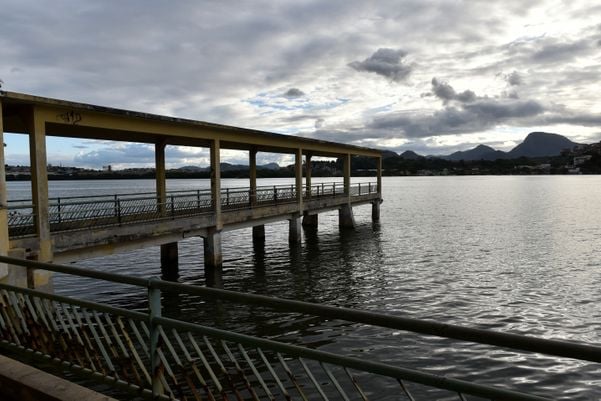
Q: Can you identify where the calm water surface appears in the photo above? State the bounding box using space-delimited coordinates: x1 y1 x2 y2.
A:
7 176 601 399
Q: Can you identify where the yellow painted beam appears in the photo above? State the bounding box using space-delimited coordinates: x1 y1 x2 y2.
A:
1 96 381 157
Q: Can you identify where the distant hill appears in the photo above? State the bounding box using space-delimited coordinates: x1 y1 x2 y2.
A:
399 150 422 160
507 132 578 158
443 145 505 161
382 150 399 159
174 162 280 172
400 132 580 161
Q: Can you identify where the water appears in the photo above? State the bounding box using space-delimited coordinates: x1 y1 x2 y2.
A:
6 176 601 399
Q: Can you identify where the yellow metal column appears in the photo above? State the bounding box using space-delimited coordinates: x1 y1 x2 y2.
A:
28 108 53 290
0 102 9 280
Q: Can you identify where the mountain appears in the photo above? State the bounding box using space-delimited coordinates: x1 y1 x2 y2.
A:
443 145 505 161
382 150 399 159
257 162 280 170
399 150 423 159
507 132 578 158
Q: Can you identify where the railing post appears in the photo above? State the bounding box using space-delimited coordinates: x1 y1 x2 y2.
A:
358 183 361 196
148 278 164 398
114 195 122 225
226 188 230 207
274 186 278 203
333 182 336 196
369 182 371 193
57 198 62 224
322 182 324 197
197 189 201 210
170 195 175 218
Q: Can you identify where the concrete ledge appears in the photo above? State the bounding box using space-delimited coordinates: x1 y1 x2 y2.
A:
0 355 116 401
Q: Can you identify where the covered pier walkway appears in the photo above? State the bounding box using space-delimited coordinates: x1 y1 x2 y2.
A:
0 91 382 288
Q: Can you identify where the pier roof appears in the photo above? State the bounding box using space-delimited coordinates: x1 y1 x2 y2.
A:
1 91 381 157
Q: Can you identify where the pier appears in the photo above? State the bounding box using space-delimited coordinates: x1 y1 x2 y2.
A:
0 91 382 289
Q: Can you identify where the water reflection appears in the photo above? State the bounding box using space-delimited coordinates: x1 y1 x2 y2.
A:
17 176 601 400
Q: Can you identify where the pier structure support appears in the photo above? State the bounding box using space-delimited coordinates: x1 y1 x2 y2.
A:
305 153 312 199
27 108 53 291
295 148 303 212
302 212 318 227
338 153 355 229
155 140 180 277
249 147 265 246
372 200 381 222
203 228 223 268
339 204 356 229
160 242 179 278
252 225 265 243
203 139 224 269
0 104 9 281
289 215 302 244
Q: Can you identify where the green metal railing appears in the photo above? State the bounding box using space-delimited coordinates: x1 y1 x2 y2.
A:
7 182 378 238
1 255 586 400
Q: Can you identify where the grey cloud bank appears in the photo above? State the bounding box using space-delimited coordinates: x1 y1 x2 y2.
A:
2 0 601 166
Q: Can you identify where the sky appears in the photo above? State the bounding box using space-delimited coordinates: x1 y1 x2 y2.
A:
2 0 601 169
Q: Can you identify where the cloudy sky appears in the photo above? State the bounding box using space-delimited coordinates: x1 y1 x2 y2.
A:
2 0 601 168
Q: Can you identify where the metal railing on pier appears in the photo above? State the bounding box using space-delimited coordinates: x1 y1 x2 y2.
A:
7 182 379 238
1 256 598 400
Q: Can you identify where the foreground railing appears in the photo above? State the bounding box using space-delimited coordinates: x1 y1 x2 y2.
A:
7 182 378 238
1 256 598 400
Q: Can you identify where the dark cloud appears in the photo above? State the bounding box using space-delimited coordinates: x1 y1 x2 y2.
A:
431 78 476 104
282 88 305 98
349 48 412 81
368 98 545 138
531 40 590 63
505 71 522 86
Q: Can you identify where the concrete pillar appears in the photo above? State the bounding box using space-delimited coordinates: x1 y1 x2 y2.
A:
0 102 9 281
28 108 52 263
372 200 381 222
295 148 303 212
160 242 179 279
210 139 222 229
203 228 222 268
305 153 312 199
343 153 351 200
289 215 302 244
302 212 318 227
155 141 167 215
27 109 53 291
339 204 355 229
377 155 382 197
249 147 257 206
252 224 265 242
